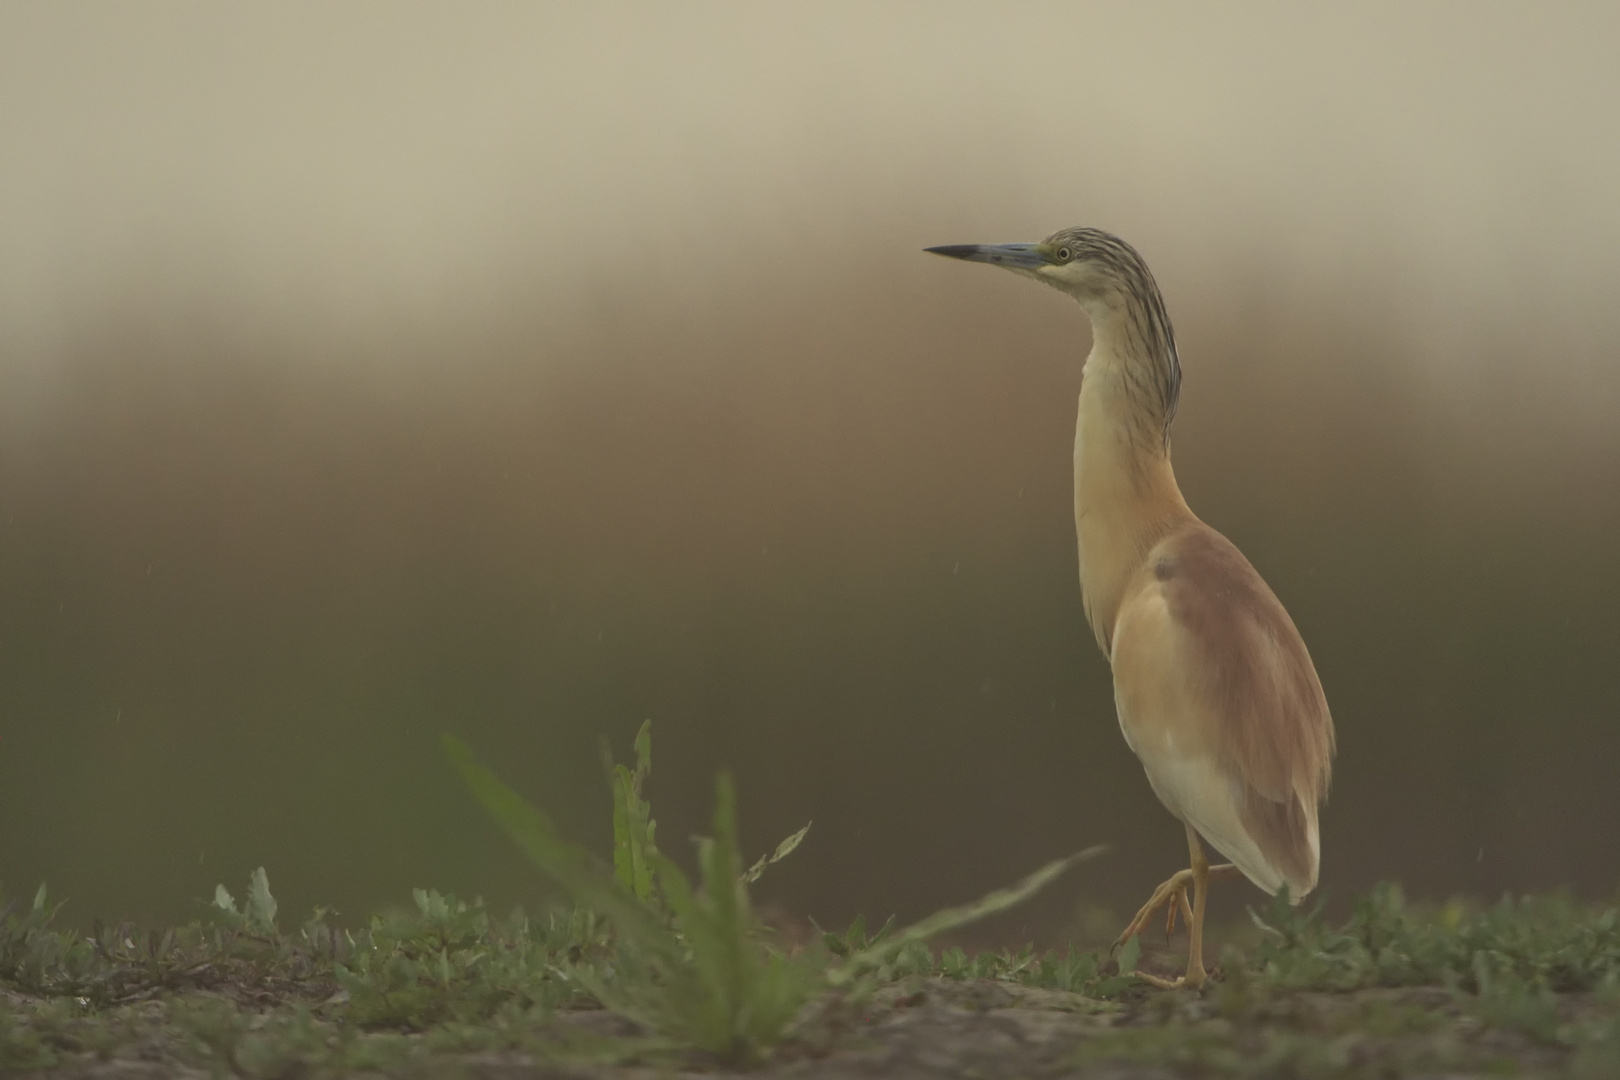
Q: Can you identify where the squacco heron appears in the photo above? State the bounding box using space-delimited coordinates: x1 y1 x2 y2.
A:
928 228 1335 989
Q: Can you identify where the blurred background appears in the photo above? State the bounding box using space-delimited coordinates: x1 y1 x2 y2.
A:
2 3 1617 937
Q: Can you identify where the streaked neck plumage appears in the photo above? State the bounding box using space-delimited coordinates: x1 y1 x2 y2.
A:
1073 297 1193 656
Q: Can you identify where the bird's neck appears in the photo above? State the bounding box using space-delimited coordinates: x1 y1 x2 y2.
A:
1073 314 1192 656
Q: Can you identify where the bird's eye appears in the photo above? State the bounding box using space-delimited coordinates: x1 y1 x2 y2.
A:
1056 247 1072 261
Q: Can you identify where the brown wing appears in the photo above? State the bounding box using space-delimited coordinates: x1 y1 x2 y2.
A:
1149 523 1335 889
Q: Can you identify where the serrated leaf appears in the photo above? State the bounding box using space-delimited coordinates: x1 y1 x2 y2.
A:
246 867 278 933
608 720 659 903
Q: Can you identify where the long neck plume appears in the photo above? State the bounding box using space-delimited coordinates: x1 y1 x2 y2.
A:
1087 263 1181 456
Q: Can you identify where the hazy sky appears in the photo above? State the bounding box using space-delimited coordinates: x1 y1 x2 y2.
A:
4 3 1618 384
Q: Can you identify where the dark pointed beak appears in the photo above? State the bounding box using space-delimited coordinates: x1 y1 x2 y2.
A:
925 243 1050 269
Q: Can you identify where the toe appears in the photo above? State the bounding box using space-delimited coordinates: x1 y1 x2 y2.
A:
1134 971 1186 990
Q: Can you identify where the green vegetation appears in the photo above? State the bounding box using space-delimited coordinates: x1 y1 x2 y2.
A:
2 725 1617 1077
444 721 1100 1062
446 728 823 1061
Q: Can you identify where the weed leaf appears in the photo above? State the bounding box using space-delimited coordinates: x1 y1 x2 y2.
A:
247 868 278 934
609 720 660 904
741 822 812 886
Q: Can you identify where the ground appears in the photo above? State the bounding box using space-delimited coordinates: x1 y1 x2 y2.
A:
4 745 1617 1078
6 946 1619 1079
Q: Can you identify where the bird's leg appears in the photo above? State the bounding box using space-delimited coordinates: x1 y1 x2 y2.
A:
1118 827 1242 990
1181 826 1211 987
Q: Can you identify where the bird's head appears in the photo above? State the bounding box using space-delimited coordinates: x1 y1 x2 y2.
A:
926 226 1156 311
927 225 1182 445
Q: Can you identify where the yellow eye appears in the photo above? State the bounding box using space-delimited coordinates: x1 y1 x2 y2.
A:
1056 246 1072 261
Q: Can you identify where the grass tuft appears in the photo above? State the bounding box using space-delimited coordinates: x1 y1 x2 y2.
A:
443 722 1090 1061
446 729 823 1061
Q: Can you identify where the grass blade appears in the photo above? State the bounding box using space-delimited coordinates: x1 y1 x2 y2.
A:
828 845 1107 986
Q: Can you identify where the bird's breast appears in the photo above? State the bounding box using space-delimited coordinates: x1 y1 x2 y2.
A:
1072 388 1190 654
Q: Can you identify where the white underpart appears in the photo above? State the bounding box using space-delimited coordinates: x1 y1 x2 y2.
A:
1116 691 1290 895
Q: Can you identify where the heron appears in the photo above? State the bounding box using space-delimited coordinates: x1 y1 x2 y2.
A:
927 228 1335 989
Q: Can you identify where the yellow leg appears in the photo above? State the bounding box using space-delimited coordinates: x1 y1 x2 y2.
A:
1181 827 1211 987
1165 884 1194 937
1114 825 1240 990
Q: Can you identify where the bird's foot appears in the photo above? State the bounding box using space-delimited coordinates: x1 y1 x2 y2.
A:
1113 869 1197 950
1113 863 1246 951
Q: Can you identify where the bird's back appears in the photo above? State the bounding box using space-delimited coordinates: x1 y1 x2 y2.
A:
1110 520 1335 896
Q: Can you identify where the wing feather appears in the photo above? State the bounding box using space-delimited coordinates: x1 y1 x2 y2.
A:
1110 522 1334 896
